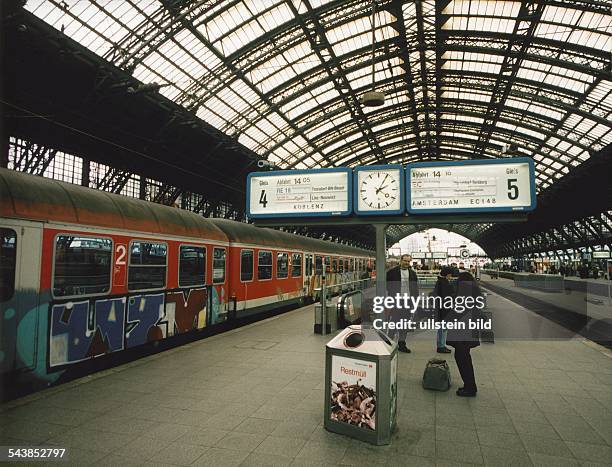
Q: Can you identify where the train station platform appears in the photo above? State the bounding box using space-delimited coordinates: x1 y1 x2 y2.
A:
1 294 612 467
480 277 612 348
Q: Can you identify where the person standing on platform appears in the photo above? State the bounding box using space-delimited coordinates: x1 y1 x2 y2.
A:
386 254 420 353
431 266 454 354
447 272 482 397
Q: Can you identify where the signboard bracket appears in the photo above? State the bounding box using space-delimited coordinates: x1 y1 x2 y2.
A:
252 213 528 227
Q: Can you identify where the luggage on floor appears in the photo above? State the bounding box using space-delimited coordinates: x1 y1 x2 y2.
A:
422 358 451 391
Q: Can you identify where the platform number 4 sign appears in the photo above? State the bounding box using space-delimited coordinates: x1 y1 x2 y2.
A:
259 190 268 208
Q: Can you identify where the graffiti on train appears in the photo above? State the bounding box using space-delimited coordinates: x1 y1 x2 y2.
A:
49 287 212 367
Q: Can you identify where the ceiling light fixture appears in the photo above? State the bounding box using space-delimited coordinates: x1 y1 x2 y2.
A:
361 0 385 107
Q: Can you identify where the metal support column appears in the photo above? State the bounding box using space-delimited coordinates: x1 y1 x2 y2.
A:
321 275 327 336
375 224 388 298
81 159 90 187
0 135 7 168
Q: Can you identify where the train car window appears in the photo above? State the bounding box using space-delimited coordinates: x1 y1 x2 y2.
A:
179 245 206 287
315 256 323 275
241 250 254 282
305 254 312 276
324 256 330 274
277 252 289 279
54 235 112 297
258 251 272 280
128 241 167 291
291 253 302 277
338 258 344 273
213 248 226 284
344 259 349 272
0 229 17 302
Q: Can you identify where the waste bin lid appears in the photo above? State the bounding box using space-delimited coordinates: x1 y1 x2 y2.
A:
326 325 395 355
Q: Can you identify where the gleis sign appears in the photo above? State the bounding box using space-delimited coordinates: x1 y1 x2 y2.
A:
247 168 351 218
407 158 536 214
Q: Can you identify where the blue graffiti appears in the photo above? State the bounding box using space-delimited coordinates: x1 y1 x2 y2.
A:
125 294 166 348
49 297 125 366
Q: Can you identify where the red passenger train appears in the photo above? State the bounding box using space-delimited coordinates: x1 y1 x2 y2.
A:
0 168 373 396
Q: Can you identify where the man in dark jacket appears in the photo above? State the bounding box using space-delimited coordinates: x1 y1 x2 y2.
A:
386 254 420 353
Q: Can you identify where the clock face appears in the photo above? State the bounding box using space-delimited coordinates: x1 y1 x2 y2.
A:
358 169 401 212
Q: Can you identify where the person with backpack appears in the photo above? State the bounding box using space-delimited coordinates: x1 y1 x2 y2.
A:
447 271 482 397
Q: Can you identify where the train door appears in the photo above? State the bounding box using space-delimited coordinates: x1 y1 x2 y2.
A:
211 246 228 324
239 249 254 313
314 255 323 300
332 257 338 287
0 220 43 374
304 253 313 300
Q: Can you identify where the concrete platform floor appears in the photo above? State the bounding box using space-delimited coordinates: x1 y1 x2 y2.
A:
1 294 612 467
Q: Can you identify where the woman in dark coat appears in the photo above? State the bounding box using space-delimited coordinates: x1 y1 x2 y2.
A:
447 272 483 397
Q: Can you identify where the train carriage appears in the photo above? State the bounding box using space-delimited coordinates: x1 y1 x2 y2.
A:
0 168 373 397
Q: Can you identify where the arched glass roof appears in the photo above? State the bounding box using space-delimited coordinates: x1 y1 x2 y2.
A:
26 0 611 195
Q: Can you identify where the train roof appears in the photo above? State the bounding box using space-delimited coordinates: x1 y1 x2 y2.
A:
0 168 227 241
210 218 372 257
0 169 372 256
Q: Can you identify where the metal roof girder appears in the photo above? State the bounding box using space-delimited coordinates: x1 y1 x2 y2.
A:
284 0 385 167
475 1 545 158
156 2 321 163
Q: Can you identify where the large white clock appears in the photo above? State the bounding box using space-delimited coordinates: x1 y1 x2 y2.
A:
354 165 404 215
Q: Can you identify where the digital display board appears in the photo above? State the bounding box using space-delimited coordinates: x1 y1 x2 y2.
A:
247 168 351 218
406 158 535 214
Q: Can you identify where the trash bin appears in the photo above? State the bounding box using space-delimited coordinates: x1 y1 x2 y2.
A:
324 325 398 445
314 300 336 334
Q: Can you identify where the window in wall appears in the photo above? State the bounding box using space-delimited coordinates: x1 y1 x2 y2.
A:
213 248 226 284
258 251 272 280
53 235 112 297
179 245 206 287
277 252 289 279
0 229 17 302
128 241 167 290
241 249 254 281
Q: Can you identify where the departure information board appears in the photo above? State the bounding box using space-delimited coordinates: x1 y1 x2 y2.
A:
406 158 536 214
247 168 351 218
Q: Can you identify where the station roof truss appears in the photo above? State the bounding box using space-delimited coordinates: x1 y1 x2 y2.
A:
12 0 612 254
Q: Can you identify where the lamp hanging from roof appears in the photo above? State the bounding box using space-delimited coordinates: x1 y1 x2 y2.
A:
360 0 385 107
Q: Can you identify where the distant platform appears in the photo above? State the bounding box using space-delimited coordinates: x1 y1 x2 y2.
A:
1 297 611 466
481 277 612 350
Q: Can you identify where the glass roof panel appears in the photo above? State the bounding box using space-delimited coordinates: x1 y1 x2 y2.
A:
24 0 611 191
